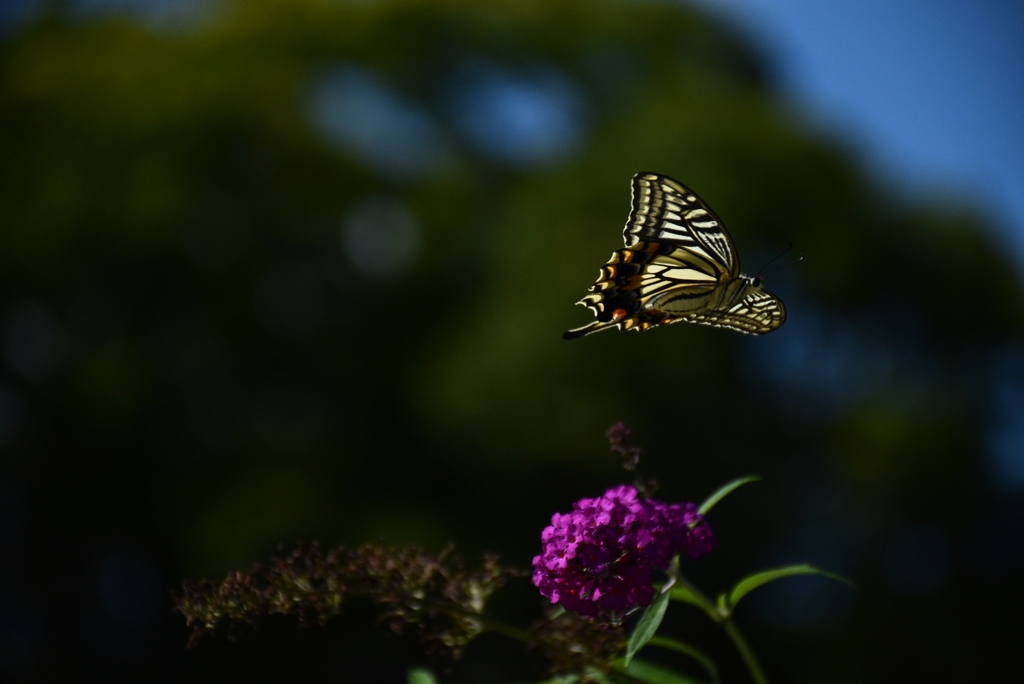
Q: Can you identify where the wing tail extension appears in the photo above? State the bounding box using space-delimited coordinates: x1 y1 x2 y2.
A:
562 320 620 340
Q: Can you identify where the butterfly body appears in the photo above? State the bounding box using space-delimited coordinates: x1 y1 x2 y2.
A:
563 173 785 340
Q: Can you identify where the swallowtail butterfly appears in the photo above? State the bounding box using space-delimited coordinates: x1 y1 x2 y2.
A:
563 172 786 340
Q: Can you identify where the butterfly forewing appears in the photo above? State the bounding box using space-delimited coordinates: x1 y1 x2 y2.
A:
626 173 738 277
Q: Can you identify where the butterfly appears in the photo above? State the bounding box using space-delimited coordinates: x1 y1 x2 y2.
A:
563 172 786 340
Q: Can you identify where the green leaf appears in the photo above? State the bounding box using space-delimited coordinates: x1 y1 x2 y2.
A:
407 668 438 684
613 658 707 684
697 476 760 516
646 636 720 683
625 583 673 666
727 564 855 611
668 584 704 609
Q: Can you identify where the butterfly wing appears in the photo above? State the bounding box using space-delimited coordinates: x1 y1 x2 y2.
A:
626 172 739 278
681 288 786 334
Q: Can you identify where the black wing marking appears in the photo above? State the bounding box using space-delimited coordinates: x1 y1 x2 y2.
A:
681 289 786 335
626 172 738 277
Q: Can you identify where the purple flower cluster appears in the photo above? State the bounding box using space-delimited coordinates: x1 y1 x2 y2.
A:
532 485 715 617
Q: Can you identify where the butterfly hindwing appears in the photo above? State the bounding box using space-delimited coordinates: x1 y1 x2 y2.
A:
564 241 719 339
681 289 786 334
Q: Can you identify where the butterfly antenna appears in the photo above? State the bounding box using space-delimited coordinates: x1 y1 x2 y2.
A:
763 252 805 275
757 242 802 278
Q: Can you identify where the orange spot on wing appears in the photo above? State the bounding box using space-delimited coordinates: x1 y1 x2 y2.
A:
612 308 628 319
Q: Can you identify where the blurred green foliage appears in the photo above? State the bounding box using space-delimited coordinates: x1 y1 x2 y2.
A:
1 1 1022 682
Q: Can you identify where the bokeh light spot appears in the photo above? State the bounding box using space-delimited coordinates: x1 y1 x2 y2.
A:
341 196 420 279
448 63 587 167
307 66 456 181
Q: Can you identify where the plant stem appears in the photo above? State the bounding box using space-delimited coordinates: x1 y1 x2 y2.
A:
646 635 720 684
670 565 769 684
721 618 769 684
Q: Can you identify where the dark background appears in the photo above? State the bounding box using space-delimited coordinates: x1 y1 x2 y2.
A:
1 1 1023 682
